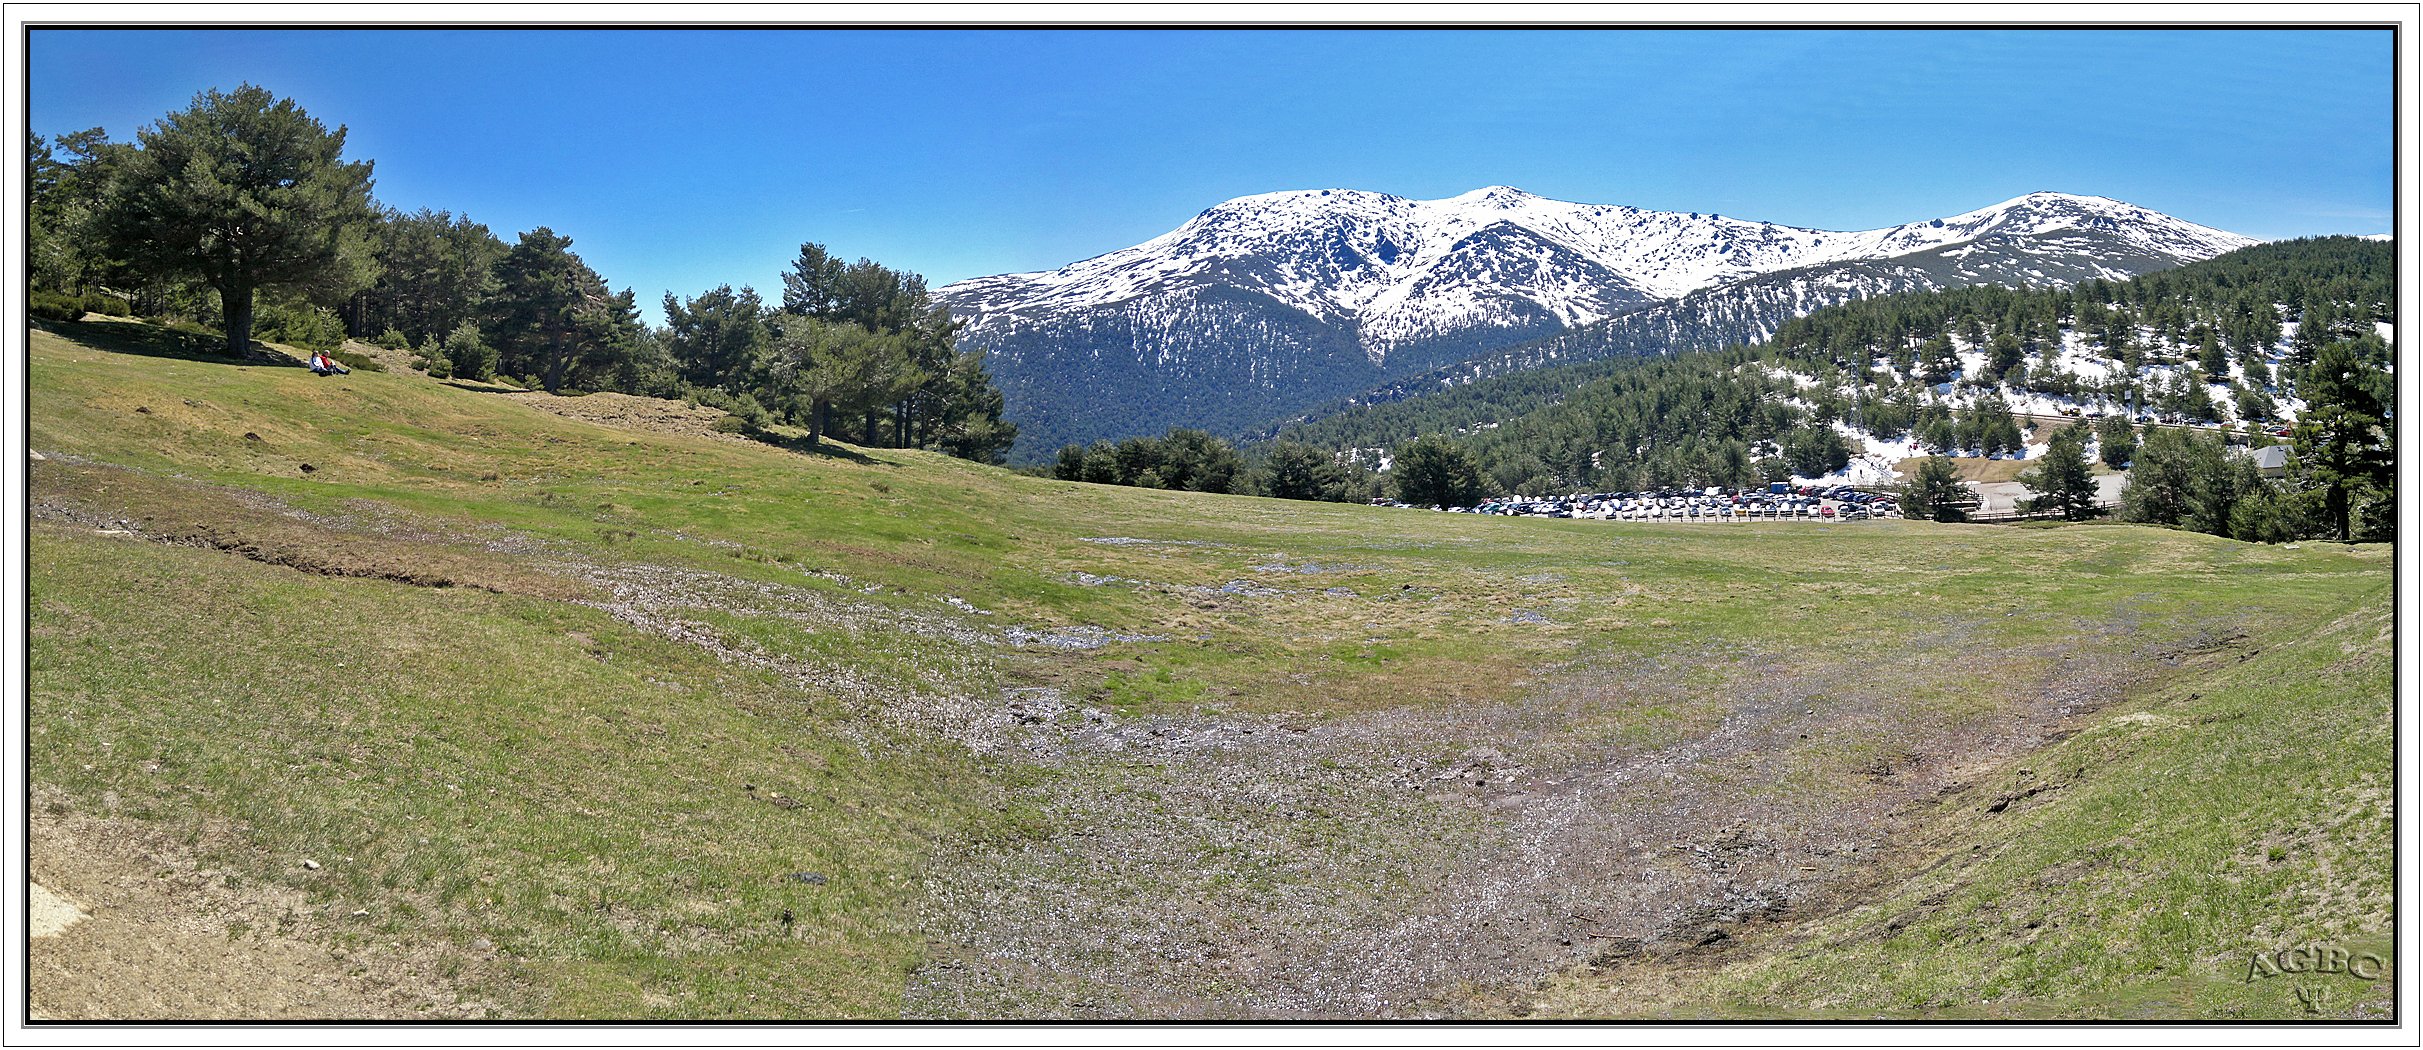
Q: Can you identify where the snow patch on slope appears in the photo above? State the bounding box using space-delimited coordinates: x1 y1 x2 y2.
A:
941 188 2255 366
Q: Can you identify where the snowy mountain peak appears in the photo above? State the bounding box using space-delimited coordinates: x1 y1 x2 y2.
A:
937 187 2259 458
944 186 2253 339
1454 185 1542 206
1889 191 2256 261
2013 190 2120 206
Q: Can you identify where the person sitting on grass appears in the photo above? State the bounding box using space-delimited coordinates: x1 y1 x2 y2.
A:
308 350 350 376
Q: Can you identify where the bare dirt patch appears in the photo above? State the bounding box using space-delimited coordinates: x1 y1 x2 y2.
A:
27 789 500 1020
903 617 2185 1019
337 337 421 374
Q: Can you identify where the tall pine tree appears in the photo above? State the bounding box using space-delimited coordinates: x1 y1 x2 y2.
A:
2293 339 2394 541
2018 426 2098 521
93 84 378 356
487 228 643 393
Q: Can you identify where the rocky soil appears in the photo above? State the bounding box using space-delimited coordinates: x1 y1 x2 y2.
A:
900 608 2166 1018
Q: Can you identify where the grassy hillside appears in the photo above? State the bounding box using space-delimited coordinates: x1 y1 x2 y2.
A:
1528 589 2393 1019
27 316 2392 1019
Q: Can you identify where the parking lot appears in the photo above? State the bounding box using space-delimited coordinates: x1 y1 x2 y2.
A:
1380 484 1902 522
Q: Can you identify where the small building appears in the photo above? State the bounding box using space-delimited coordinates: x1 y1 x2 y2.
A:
2251 444 2291 476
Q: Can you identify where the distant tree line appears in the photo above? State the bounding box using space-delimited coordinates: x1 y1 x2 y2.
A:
1274 238 2385 473
27 83 1014 463
2104 338 2393 542
1048 427 1539 510
1048 429 1385 504
1253 237 2391 540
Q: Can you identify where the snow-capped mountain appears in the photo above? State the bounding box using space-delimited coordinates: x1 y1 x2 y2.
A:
938 188 2254 460
1308 222 2253 418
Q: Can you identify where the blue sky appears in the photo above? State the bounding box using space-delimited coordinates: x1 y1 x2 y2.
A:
29 27 2395 318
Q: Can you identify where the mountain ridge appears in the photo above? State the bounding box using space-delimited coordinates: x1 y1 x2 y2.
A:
938 187 2255 459
1259 221 2243 436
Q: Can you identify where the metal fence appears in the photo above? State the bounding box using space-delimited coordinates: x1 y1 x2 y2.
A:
1965 500 2121 525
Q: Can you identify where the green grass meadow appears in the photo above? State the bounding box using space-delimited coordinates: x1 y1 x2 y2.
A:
27 317 2394 1018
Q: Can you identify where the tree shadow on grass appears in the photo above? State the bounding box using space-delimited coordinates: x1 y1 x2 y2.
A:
33 316 300 369
743 428 883 465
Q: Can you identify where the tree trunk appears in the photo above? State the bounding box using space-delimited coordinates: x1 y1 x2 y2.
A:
222 284 255 357
864 409 877 447
807 398 826 446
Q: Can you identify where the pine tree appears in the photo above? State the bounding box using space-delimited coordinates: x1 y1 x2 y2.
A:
2018 426 2097 520
487 227 641 393
780 243 847 318
1391 436 1486 509
348 208 505 345
1260 441 1344 501
2119 427 2201 527
2094 415 2137 469
2293 339 2394 541
1920 335 1958 385
1902 457 1972 522
443 322 497 381
763 316 916 446
1153 429 1245 493
920 348 1018 464
2288 302 2335 370
2119 427 2262 538
663 284 771 394
1782 424 1850 477
1988 331 2024 382
93 85 378 356
29 126 135 296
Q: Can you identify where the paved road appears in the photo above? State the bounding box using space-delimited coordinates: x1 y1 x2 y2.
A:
1974 473 2127 514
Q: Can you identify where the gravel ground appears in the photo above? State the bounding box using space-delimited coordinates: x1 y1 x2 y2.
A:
903 623 2164 1019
